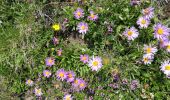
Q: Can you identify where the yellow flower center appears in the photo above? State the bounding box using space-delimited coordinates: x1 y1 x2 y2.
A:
141 19 146 24
165 65 170 70
167 45 170 50
157 28 163 35
92 61 99 66
127 31 133 36
144 58 148 62
144 9 149 15
66 96 71 100
59 72 64 77
80 83 84 87
45 71 50 76
36 89 41 94
68 74 72 78
90 14 95 19
77 12 81 16
81 25 85 30
48 59 53 64
82 56 87 60
27 80 32 84
146 48 151 54
74 80 78 84
52 24 60 31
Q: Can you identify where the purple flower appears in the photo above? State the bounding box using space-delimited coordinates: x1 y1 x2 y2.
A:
159 37 169 48
66 71 75 83
34 88 43 96
142 7 154 19
56 69 67 81
63 94 72 100
130 0 140 6
153 23 170 40
88 11 98 21
45 57 55 67
72 78 87 91
165 41 170 52
52 37 59 45
80 54 89 63
78 79 87 90
137 16 150 28
123 26 139 41
107 25 113 33
57 48 62 56
77 22 88 34
88 56 103 71
130 80 139 90
43 70 51 78
26 79 34 86
122 79 128 85
74 8 84 19
72 78 81 88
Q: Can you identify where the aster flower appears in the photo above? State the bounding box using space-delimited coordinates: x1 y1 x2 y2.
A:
80 54 89 63
74 8 84 19
72 78 81 88
165 41 170 52
77 22 88 34
26 79 34 86
88 56 103 71
159 38 169 48
130 80 139 90
52 37 59 45
88 11 98 21
56 69 67 81
57 48 62 56
43 70 51 78
130 0 140 6
137 16 150 28
45 57 55 67
160 60 170 77
143 44 157 55
122 79 128 85
66 71 75 83
78 79 87 90
153 23 170 40
123 26 139 41
63 94 72 100
52 23 60 31
142 7 154 19
142 54 154 65
34 88 43 96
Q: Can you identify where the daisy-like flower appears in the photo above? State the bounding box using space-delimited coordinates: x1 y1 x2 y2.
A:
123 26 139 41
57 48 62 56
80 54 89 63
160 60 170 77
77 22 88 34
143 44 157 55
165 41 170 52
78 79 87 90
88 56 103 71
159 38 169 48
137 16 150 28
43 70 51 78
45 57 55 67
34 88 43 96
74 8 84 19
153 23 170 40
142 7 154 19
72 78 81 88
52 37 59 45
52 23 60 31
56 69 67 81
63 94 72 100
142 54 154 65
88 11 98 21
26 79 34 86
66 71 75 83
130 0 141 5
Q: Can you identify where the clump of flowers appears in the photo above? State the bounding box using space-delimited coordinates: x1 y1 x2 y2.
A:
160 60 170 78
72 78 87 91
26 79 34 86
80 54 89 63
88 56 103 71
43 70 51 78
77 22 88 34
74 8 84 19
123 26 139 41
45 57 55 67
